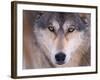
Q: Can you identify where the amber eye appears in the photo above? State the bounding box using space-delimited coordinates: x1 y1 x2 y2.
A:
68 27 75 32
48 25 55 32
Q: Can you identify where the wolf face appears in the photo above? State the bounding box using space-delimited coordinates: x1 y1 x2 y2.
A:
33 12 90 67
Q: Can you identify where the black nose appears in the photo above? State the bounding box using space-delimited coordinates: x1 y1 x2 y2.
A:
55 52 66 65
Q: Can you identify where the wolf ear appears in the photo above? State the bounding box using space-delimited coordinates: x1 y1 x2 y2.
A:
36 12 44 19
79 13 91 26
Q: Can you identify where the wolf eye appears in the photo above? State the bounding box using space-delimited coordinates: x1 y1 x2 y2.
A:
68 27 75 32
48 25 55 32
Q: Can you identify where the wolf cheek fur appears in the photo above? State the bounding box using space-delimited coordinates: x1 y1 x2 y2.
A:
23 12 90 69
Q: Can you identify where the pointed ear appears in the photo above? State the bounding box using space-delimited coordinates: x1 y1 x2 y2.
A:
36 12 44 19
79 13 91 26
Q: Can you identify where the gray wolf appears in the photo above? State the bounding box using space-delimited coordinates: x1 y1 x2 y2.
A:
23 11 91 69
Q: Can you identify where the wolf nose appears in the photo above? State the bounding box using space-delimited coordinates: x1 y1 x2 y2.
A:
55 52 66 65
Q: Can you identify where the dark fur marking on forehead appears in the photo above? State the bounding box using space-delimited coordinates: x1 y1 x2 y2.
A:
52 12 66 28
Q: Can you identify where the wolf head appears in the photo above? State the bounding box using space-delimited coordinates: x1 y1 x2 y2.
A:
33 12 90 67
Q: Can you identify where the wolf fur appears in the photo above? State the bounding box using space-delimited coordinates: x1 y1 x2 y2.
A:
23 11 91 69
